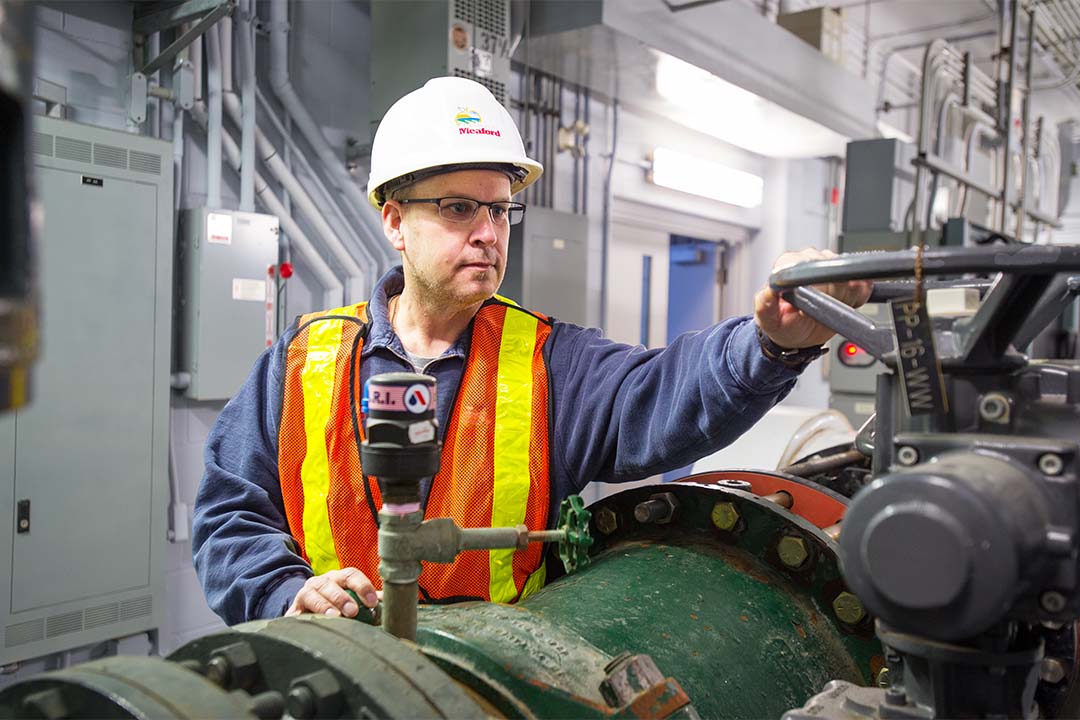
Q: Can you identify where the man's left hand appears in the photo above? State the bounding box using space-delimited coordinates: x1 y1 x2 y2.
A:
754 248 872 350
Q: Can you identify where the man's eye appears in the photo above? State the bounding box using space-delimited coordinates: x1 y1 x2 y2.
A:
446 202 471 215
490 205 507 219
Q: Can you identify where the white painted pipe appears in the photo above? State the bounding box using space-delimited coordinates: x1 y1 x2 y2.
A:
192 103 344 307
237 0 256 211
149 32 162 138
191 23 202 101
221 13 233 94
173 109 185 212
205 26 223 209
222 91 368 301
254 87 380 293
267 0 397 269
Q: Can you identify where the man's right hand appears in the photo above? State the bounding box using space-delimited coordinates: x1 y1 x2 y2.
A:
285 567 378 618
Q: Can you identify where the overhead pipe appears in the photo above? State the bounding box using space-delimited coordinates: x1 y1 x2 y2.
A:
192 103 344 308
237 0 256 211
254 87 379 294
205 25 223 208
222 91 369 301
267 0 396 270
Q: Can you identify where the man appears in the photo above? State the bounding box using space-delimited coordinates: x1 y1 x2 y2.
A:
193 77 869 625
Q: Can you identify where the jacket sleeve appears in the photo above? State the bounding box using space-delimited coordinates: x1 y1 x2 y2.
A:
547 316 804 490
192 329 310 625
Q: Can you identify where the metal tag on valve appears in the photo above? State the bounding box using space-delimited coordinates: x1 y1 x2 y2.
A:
890 297 948 416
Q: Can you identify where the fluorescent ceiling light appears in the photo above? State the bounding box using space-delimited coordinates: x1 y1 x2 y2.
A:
649 146 764 208
654 52 850 158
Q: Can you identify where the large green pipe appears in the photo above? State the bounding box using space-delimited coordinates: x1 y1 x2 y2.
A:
415 479 880 719
0 479 880 719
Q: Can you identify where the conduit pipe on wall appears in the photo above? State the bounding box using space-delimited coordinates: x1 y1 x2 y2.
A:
267 0 396 270
237 0 256 211
255 86 380 293
192 104 344 307
205 24 224 208
222 91 369 301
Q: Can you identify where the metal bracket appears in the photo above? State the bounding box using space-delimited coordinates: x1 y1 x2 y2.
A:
129 56 196 124
138 1 233 77
129 0 232 125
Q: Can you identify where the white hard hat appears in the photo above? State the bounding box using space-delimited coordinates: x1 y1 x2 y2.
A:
367 76 543 207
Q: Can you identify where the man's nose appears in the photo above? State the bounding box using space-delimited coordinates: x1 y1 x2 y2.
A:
469 208 499 246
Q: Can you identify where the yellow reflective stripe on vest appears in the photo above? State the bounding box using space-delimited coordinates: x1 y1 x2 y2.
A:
520 562 547 601
300 316 345 575
490 308 539 602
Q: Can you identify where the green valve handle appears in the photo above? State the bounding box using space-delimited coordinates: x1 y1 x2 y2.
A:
557 495 594 573
345 589 382 626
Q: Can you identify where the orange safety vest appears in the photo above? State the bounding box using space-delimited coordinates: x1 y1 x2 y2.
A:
277 297 552 603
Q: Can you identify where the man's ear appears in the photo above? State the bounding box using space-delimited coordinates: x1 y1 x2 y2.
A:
382 201 406 252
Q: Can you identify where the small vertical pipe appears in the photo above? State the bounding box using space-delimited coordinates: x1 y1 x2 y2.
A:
239 0 256 211
382 581 418 641
205 26 223 209
572 84 580 214
640 255 652 346
1014 8 1036 242
149 32 161 138
583 88 590 216
999 0 1020 233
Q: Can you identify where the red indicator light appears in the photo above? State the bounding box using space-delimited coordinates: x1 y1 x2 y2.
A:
838 341 875 367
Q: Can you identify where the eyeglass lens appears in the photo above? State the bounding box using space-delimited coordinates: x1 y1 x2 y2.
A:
439 199 525 226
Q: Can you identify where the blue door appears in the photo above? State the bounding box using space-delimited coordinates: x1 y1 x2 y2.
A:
662 235 722 482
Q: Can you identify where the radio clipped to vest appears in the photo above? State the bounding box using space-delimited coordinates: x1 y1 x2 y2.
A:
361 372 593 642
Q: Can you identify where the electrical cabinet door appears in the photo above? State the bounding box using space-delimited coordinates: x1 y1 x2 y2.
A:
10 167 159 612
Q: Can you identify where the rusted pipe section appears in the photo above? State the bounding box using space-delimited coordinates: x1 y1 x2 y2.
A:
761 491 794 509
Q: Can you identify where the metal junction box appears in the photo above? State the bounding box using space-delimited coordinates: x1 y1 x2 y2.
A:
505 206 589 326
842 138 916 234
0 116 173 665
176 208 279 401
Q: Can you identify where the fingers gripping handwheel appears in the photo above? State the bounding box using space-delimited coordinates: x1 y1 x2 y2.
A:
769 245 1080 366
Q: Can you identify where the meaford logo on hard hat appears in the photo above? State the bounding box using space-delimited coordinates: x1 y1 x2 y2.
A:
454 107 501 137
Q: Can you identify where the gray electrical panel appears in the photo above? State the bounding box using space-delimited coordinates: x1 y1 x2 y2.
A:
0 116 172 665
371 0 512 128
176 208 280 401
505 206 589 325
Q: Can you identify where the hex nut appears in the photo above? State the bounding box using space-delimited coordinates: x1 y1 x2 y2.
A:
1039 453 1065 476
207 641 260 691
287 669 343 719
777 535 809 568
896 446 919 466
833 591 867 625
711 501 740 532
978 393 1009 423
594 507 618 535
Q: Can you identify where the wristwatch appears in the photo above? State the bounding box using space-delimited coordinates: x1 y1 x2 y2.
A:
755 324 828 368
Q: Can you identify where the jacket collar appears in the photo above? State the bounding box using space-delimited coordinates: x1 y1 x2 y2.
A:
361 266 470 361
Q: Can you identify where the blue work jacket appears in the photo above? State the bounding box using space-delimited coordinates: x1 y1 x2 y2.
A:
192 267 804 624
